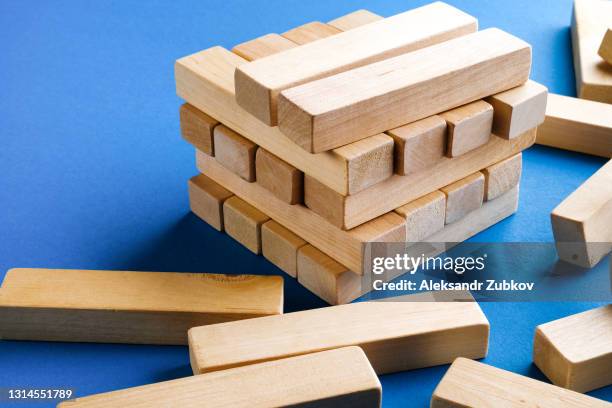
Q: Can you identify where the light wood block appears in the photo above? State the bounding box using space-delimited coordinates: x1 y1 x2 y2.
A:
235 2 477 126
232 33 297 62
395 191 446 243
255 148 303 204
188 173 233 231
58 347 380 408
188 298 489 374
179 103 218 155
278 28 530 153
599 27 612 64
551 159 612 267
214 124 257 182
572 0 612 104
442 100 493 158
223 196 270 254
261 220 306 277
197 151 405 274
441 172 485 224
302 128 535 229
328 9 383 30
486 80 548 139
482 153 522 201
282 21 341 44
175 46 394 195
536 93 612 158
534 305 612 393
387 115 447 176
0 268 282 345
431 357 609 408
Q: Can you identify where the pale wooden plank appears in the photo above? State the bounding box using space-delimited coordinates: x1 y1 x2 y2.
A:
188 173 233 231
262 220 307 277
179 103 218 155
534 305 612 393
0 268 282 345
58 347 380 408
214 124 257 182
235 2 477 126
395 191 446 243
441 172 485 224
282 21 341 44
223 196 270 254
328 9 383 31
442 100 493 157
256 148 303 204
536 93 612 158
482 153 522 201
599 27 612 64
232 33 297 62
431 357 609 407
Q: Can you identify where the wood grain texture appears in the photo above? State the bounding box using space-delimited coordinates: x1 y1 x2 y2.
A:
0 268 282 345
486 80 548 139
536 93 612 158
179 103 218 155
327 9 383 30
442 100 493 157
235 2 477 126
551 159 612 268
431 357 609 408
188 299 489 375
223 196 270 254
599 27 612 64
196 151 406 274
255 148 303 205
232 33 297 61
214 125 257 182
282 21 341 44
441 172 485 224
59 347 380 408
188 173 233 231
395 191 446 243
483 153 522 201
571 0 612 104
534 305 612 393
278 28 530 153
261 220 307 277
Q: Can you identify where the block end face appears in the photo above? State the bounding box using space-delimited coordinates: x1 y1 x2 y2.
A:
278 92 315 153
234 67 276 126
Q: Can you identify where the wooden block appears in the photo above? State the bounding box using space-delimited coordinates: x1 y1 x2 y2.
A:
302 128 535 229
442 100 494 158
235 2 477 126
431 357 609 408
486 80 548 139
278 28 530 153
395 191 446 242
58 347 381 408
534 305 612 393
196 151 406 274
551 159 612 267
482 153 522 201
536 93 612 158
188 174 233 231
572 0 612 104
223 196 270 254
232 33 297 62
599 27 612 64
261 220 306 277
387 115 447 176
214 125 257 182
282 21 341 45
0 268 282 345
188 299 489 374
175 46 393 195
179 103 218 155
441 172 485 224
255 148 303 204
328 9 383 31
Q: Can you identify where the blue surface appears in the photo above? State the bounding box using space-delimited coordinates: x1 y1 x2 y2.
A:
0 0 610 406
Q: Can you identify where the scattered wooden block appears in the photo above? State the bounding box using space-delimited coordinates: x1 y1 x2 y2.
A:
278 28 530 153
179 103 218 155
395 191 446 242
0 268 283 345
261 220 306 277
431 357 609 408
486 80 548 139
534 305 612 393
551 159 612 268
214 124 257 182
188 174 233 231
328 9 383 30
282 21 341 44
188 298 489 374
571 0 612 104
441 100 493 157
223 196 270 254
231 33 297 61
255 148 303 204
235 2 477 126
536 93 612 158
482 153 522 201
387 115 447 176
441 172 485 224
599 27 612 64
59 347 380 408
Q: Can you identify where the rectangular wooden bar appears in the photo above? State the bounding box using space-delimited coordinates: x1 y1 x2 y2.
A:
441 172 484 224
395 191 446 243
214 125 257 182
282 21 341 44
0 268 283 345
442 100 493 158
255 148 303 204
262 220 307 277
59 347 380 408
188 174 233 231
223 196 270 254
327 9 383 30
232 33 297 62
482 153 522 201
599 27 612 64
179 103 218 155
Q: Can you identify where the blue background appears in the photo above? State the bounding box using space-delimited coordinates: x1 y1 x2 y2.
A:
0 0 610 406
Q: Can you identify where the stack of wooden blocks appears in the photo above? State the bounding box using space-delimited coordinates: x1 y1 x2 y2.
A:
176 2 549 305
